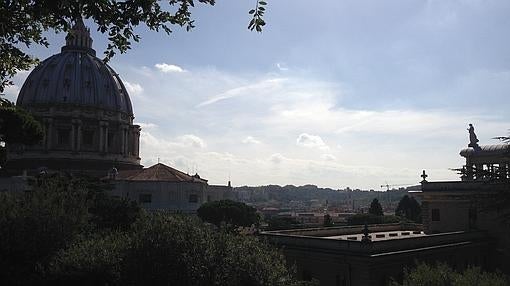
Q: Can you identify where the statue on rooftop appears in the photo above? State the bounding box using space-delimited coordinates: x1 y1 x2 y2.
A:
361 223 371 243
468 124 479 148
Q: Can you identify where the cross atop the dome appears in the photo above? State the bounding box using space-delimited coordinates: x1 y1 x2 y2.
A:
62 18 95 55
420 170 428 183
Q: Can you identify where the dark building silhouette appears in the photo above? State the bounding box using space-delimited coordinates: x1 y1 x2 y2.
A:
261 140 509 285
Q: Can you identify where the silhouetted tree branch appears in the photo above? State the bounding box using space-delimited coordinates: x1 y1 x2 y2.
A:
0 0 268 93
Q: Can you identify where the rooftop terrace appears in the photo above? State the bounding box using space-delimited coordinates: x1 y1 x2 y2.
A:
260 223 489 256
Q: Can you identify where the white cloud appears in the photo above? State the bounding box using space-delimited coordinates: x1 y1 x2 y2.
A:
242 136 262 144
178 134 206 148
197 78 285 107
321 154 337 161
136 122 158 130
276 62 289 71
3 84 20 102
125 64 506 189
269 153 286 164
124 81 144 96
154 63 185 73
296 133 329 150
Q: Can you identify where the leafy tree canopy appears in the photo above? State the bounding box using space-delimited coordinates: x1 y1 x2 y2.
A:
0 0 268 93
391 262 508 286
49 213 315 286
197 199 260 227
0 99 44 168
368 198 384 216
323 214 333 227
0 102 43 144
0 173 142 285
0 172 313 286
395 195 422 223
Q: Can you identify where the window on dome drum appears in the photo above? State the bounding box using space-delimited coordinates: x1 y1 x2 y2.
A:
189 194 198 203
431 209 440 221
57 129 71 146
139 194 152 204
83 130 94 146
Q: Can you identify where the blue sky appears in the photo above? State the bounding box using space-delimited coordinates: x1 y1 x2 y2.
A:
5 0 510 189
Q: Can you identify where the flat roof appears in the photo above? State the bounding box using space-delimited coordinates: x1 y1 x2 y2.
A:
323 230 425 242
260 224 490 256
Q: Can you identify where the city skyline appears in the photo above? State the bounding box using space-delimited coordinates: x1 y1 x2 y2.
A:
4 0 510 189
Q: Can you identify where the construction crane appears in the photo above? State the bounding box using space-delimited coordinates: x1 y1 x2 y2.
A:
379 183 416 209
380 183 414 191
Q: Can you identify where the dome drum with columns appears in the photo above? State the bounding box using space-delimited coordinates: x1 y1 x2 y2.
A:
6 20 142 176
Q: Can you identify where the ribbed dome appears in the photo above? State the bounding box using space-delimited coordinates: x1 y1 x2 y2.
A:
17 20 133 115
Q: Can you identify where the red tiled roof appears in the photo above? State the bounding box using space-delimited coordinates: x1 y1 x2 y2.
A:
115 163 207 183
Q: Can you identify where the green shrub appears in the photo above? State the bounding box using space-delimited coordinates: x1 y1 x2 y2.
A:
197 199 260 227
391 262 508 286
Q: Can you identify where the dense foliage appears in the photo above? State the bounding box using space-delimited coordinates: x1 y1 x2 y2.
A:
0 100 44 168
0 174 141 285
197 199 260 227
0 174 310 286
395 195 422 223
323 214 333 227
391 262 508 286
50 214 304 286
368 198 383 216
0 101 43 145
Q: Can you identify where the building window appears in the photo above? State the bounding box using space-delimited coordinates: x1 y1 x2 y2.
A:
83 130 94 146
431 209 440 221
139 194 152 203
189 194 198 203
57 129 71 145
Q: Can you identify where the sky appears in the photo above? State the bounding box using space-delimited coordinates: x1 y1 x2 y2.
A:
5 0 510 189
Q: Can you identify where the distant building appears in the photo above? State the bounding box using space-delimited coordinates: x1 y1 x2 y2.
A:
262 139 509 286
264 211 356 227
110 163 233 213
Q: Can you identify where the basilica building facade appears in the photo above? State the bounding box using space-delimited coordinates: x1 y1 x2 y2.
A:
2 20 232 212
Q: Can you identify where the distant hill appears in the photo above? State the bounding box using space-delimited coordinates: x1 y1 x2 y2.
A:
234 184 418 208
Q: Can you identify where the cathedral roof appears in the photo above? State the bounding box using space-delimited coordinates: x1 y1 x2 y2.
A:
115 163 208 183
460 144 510 157
16 19 133 115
